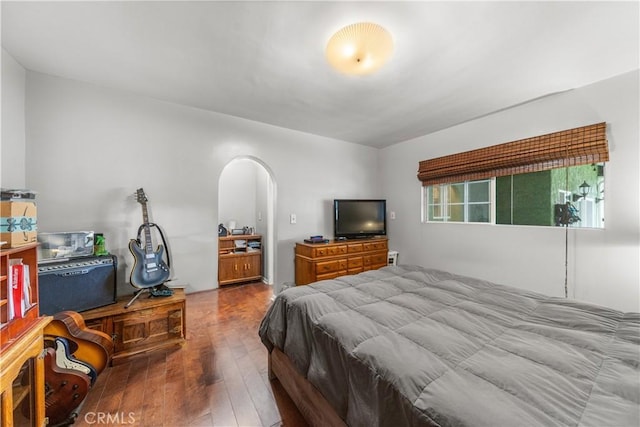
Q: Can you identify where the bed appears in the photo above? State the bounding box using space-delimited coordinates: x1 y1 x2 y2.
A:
258 265 639 427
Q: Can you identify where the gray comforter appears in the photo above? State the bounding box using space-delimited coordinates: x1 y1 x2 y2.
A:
258 265 640 427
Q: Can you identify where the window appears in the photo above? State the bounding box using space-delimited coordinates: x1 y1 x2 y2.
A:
418 123 608 229
423 164 605 228
425 179 491 223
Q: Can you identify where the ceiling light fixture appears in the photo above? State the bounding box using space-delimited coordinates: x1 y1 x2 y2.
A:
326 22 394 76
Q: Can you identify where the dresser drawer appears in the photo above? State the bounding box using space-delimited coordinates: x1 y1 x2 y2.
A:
327 245 348 256
370 253 388 265
347 243 364 253
313 245 348 257
364 253 388 268
316 270 347 281
363 241 388 251
315 259 347 274
348 257 363 268
313 247 330 257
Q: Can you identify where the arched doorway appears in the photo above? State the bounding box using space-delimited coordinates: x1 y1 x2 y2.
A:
218 156 276 285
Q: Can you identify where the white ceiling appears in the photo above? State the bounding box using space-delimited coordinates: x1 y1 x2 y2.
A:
2 1 638 148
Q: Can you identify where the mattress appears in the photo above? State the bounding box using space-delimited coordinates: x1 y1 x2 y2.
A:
259 265 640 426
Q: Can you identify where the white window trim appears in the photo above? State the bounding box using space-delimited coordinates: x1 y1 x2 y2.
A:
423 179 494 224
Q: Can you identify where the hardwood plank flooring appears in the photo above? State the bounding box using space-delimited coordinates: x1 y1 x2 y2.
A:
73 283 308 427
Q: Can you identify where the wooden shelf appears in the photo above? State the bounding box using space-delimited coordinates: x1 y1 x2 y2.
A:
0 243 51 427
11 384 29 411
1 243 40 350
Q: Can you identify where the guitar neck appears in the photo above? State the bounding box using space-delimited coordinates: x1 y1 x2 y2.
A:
141 203 154 254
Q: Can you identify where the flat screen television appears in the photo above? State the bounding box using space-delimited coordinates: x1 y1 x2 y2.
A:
334 199 386 239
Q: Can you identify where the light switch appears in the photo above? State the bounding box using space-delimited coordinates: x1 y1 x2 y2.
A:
390 211 396 220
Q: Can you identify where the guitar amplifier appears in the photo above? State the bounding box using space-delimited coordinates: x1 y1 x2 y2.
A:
38 255 117 315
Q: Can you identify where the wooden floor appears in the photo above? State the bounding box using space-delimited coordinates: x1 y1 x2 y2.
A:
74 283 309 427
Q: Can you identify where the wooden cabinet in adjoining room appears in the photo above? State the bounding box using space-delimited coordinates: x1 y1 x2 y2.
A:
218 235 262 286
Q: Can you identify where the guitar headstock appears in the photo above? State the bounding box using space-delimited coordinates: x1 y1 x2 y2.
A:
135 188 148 204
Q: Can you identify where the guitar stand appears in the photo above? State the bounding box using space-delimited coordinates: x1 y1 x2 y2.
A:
124 288 151 309
125 283 174 309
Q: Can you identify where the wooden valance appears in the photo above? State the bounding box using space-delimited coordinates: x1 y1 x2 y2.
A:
417 122 608 186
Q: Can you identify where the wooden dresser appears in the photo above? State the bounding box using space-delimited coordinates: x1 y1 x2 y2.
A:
81 288 186 365
295 238 388 285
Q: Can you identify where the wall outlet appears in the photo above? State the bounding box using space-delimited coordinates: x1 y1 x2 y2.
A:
290 213 297 224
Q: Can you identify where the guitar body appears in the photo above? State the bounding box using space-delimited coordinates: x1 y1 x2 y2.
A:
40 347 91 426
129 239 170 288
44 311 114 375
52 337 98 385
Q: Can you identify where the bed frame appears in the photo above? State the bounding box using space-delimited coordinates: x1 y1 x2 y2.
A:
268 347 346 427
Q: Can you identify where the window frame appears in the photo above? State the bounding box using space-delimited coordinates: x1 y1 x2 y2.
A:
423 179 494 224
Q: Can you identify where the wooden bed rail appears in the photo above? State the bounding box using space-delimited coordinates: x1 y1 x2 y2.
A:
269 347 347 427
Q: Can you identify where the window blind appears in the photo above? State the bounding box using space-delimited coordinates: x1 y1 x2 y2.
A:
417 122 608 186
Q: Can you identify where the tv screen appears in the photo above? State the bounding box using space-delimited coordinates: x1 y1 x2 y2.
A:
334 199 386 239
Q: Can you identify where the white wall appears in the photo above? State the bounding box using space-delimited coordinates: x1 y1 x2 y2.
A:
219 159 258 230
1 48 26 188
380 71 640 312
22 71 380 296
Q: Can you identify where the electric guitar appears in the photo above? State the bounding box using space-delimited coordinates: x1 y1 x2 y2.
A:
24 347 91 426
129 188 170 288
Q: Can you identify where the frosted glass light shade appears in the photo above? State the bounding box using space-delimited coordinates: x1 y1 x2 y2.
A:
326 22 393 75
